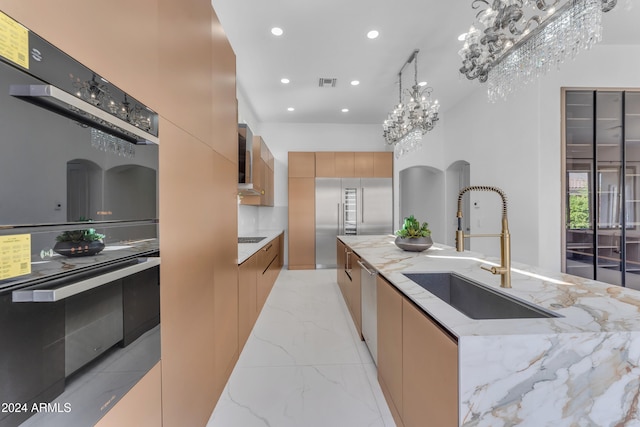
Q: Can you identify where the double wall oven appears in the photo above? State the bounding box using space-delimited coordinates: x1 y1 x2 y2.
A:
0 11 160 427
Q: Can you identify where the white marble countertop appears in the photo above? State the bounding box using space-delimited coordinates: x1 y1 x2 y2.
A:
238 229 283 264
339 234 640 426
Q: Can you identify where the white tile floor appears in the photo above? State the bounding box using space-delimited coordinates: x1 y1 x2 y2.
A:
207 269 396 427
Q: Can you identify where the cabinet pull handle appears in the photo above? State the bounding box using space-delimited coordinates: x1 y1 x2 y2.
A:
264 243 273 251
361 188 365 223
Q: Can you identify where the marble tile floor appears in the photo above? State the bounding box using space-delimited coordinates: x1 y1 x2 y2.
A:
20 325 160 427
208 269 396 427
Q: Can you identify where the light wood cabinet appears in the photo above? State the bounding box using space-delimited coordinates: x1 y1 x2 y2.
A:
289 152 316 177
377 275 404 426
288 177 316 269
376 272 459 427
403 299 458 427
238 233 283 350
348 252 362 337
211 152 240 400
257 236 280 309
316 152 336 177
337 239 348 297
354 152 375 177
373 152 393 177
335 241 362 337
240 135 274 207
238 255 258 352
335 152 355 177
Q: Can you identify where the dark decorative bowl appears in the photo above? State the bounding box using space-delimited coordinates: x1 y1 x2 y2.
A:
394 236 433 252
53 240 105 257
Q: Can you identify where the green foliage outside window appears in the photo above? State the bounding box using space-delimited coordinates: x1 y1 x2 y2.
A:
568 188 590 229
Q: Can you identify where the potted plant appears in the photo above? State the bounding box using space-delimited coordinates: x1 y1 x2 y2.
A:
394 215 433 252
53 228 106 257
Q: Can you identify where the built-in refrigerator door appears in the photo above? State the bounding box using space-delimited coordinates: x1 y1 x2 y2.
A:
315 178 342 268
360 178 393 235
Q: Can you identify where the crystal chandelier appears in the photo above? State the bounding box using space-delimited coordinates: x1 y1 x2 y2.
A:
383 49 440 158
91 128 136 158
71 74 154 132
458 0 617 102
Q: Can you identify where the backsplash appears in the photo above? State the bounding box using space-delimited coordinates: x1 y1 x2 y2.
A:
238 204 259 233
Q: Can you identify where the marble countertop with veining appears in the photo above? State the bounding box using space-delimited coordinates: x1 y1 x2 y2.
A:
238 229 284 264
339 234 640 426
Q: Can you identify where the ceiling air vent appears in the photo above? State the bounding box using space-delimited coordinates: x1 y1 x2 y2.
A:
318 78 337 88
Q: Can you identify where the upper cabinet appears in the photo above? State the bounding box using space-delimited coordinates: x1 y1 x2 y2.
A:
354 152 374 177
315 152 335 177
373 152 393 177
239 133 275 206
314 152 393 178
289 152 316 177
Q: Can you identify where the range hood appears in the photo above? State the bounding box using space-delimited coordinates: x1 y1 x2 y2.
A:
238 123 261 195
10 84 159 145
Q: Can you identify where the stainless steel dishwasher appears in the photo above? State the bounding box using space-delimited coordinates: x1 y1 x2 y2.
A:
358 260 378 365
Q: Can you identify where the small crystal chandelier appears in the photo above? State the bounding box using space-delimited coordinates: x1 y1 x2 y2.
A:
90 128 136 158
383 49 440 158
71 74 154 132
458 0 617 102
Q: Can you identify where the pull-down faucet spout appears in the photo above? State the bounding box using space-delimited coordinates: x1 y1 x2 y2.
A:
456 186 512 288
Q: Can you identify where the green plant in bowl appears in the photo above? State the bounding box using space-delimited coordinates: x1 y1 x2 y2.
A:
395 215 431 238
56 228 105 243
394 215 432 252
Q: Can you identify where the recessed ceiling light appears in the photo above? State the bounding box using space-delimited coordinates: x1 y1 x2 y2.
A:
457 32 467 41
418 81 427 87
350 80 360 86
281 78 290 84
366 30 379 39
271 27 284 36
341 108 349 113
287 107 295 112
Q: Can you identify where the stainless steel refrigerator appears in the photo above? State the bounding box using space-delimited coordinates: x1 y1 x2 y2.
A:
315 178 392 268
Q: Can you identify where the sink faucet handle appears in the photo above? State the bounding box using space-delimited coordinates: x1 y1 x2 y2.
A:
480 264 498 274
481 264 508 275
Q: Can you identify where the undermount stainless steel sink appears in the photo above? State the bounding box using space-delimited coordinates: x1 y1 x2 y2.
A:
238 237 267 244
403 272 559 320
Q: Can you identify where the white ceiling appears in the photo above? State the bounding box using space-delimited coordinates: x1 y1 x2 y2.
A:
211 0 640 125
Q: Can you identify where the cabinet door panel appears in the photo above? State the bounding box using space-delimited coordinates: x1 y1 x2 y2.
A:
335 152 355 177
373 152 393 178
315 152 336 177
354 152 374 177
288 178 316 268
349 253 362 337
289 152 316 178
377 276 403 421
402 299 458 427
238 256 258 351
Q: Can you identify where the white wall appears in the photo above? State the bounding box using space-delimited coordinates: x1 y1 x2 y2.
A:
238 43 640 272
441 43 640 270
236 115 388 264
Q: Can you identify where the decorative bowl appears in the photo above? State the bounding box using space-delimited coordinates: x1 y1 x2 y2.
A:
394 236 433 252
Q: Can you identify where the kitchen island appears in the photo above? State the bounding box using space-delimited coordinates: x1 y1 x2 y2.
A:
339 234 640 427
